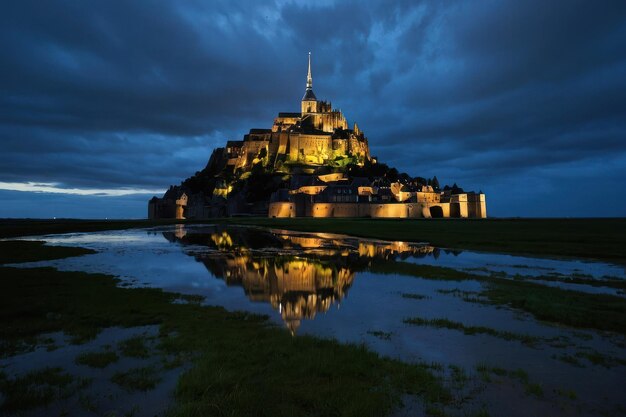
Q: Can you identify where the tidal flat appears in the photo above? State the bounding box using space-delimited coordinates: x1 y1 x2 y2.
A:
1 220 625 416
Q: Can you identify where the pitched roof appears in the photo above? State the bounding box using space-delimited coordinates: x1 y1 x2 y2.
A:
302 89 317 101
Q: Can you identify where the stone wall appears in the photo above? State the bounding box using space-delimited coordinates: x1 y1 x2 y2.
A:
269 201 460 219
268 202 296 218
310 203 368 217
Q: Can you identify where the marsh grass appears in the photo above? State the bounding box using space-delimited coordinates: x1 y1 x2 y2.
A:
482 279 626 334
75 350 119 368
475 365 546 400
78 393 98 412
517 273 626 290
119 336 150 358
436 288 487 304
177 294 205 305
554 354 585 367
525 383 544 398
371 261 478 281
367 330 393 340
574 350 626 368
111 366 161 392
447 365 469 388
556 388 578 400
403 317 540 346
0 367 75 413
474 364 513 379
0 240 95 264
401 292 430 300
472 408 491 417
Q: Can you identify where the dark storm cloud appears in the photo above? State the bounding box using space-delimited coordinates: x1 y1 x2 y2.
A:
1 0 293 135
1 0 625 216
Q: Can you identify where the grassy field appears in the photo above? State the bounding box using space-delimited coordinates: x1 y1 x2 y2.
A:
2 217 625 264
0 240 449 416
0 219 176 239
0 240 95 264
217 217 626 264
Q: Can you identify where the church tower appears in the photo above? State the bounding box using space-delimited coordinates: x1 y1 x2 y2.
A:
301 52 318 114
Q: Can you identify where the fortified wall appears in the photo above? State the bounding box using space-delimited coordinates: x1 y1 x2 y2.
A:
268 174 486 219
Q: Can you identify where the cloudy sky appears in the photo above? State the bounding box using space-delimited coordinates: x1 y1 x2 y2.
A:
1 0 625 218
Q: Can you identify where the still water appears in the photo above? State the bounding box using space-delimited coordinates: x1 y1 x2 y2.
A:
14 224 626 416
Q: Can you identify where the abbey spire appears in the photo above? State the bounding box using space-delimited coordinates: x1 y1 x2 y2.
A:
306 51 313 90
302 52 317 101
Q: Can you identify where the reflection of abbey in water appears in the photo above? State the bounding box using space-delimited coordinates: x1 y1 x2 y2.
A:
164 225 440 333
209 252 353 334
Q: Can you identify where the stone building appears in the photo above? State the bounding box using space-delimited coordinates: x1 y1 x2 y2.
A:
268 173 487 219
224 52 370 171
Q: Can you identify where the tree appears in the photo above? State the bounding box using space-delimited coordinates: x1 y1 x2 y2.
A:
432 176 440 190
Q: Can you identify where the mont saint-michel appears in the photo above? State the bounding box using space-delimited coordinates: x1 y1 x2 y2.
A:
149 54 486 220
2 3 625 417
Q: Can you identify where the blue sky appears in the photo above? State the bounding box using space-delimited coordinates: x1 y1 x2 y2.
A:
1 0 625 218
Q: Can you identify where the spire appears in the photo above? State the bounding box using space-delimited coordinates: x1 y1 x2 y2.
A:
302 52 317 101
306 51 313 89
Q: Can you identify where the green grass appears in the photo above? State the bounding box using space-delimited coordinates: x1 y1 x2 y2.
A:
447 364 468 387
0 367 74 413
367 330 393 340
482 278 626 334
403 317 540 346
525 383 544 398
111 366 161 392
0 219 178 239
474 365 545 399
0 240 95 264
75 350 119 368
556 388 578 400
370 261 479 281
401 292 430 300
78 393 98 412
574 350 626 368
436 288 486 303
472 408 491 417
177 294 206 304
554 354 584 367
522 273 626 290
119 336 150 358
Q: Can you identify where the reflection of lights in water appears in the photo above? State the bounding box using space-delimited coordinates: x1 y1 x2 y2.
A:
169 226 435 333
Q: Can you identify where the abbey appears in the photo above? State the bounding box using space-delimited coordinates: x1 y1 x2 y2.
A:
149 54 487 220
224 53 369 171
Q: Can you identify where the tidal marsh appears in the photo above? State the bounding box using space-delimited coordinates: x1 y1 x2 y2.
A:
1 221 625 416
